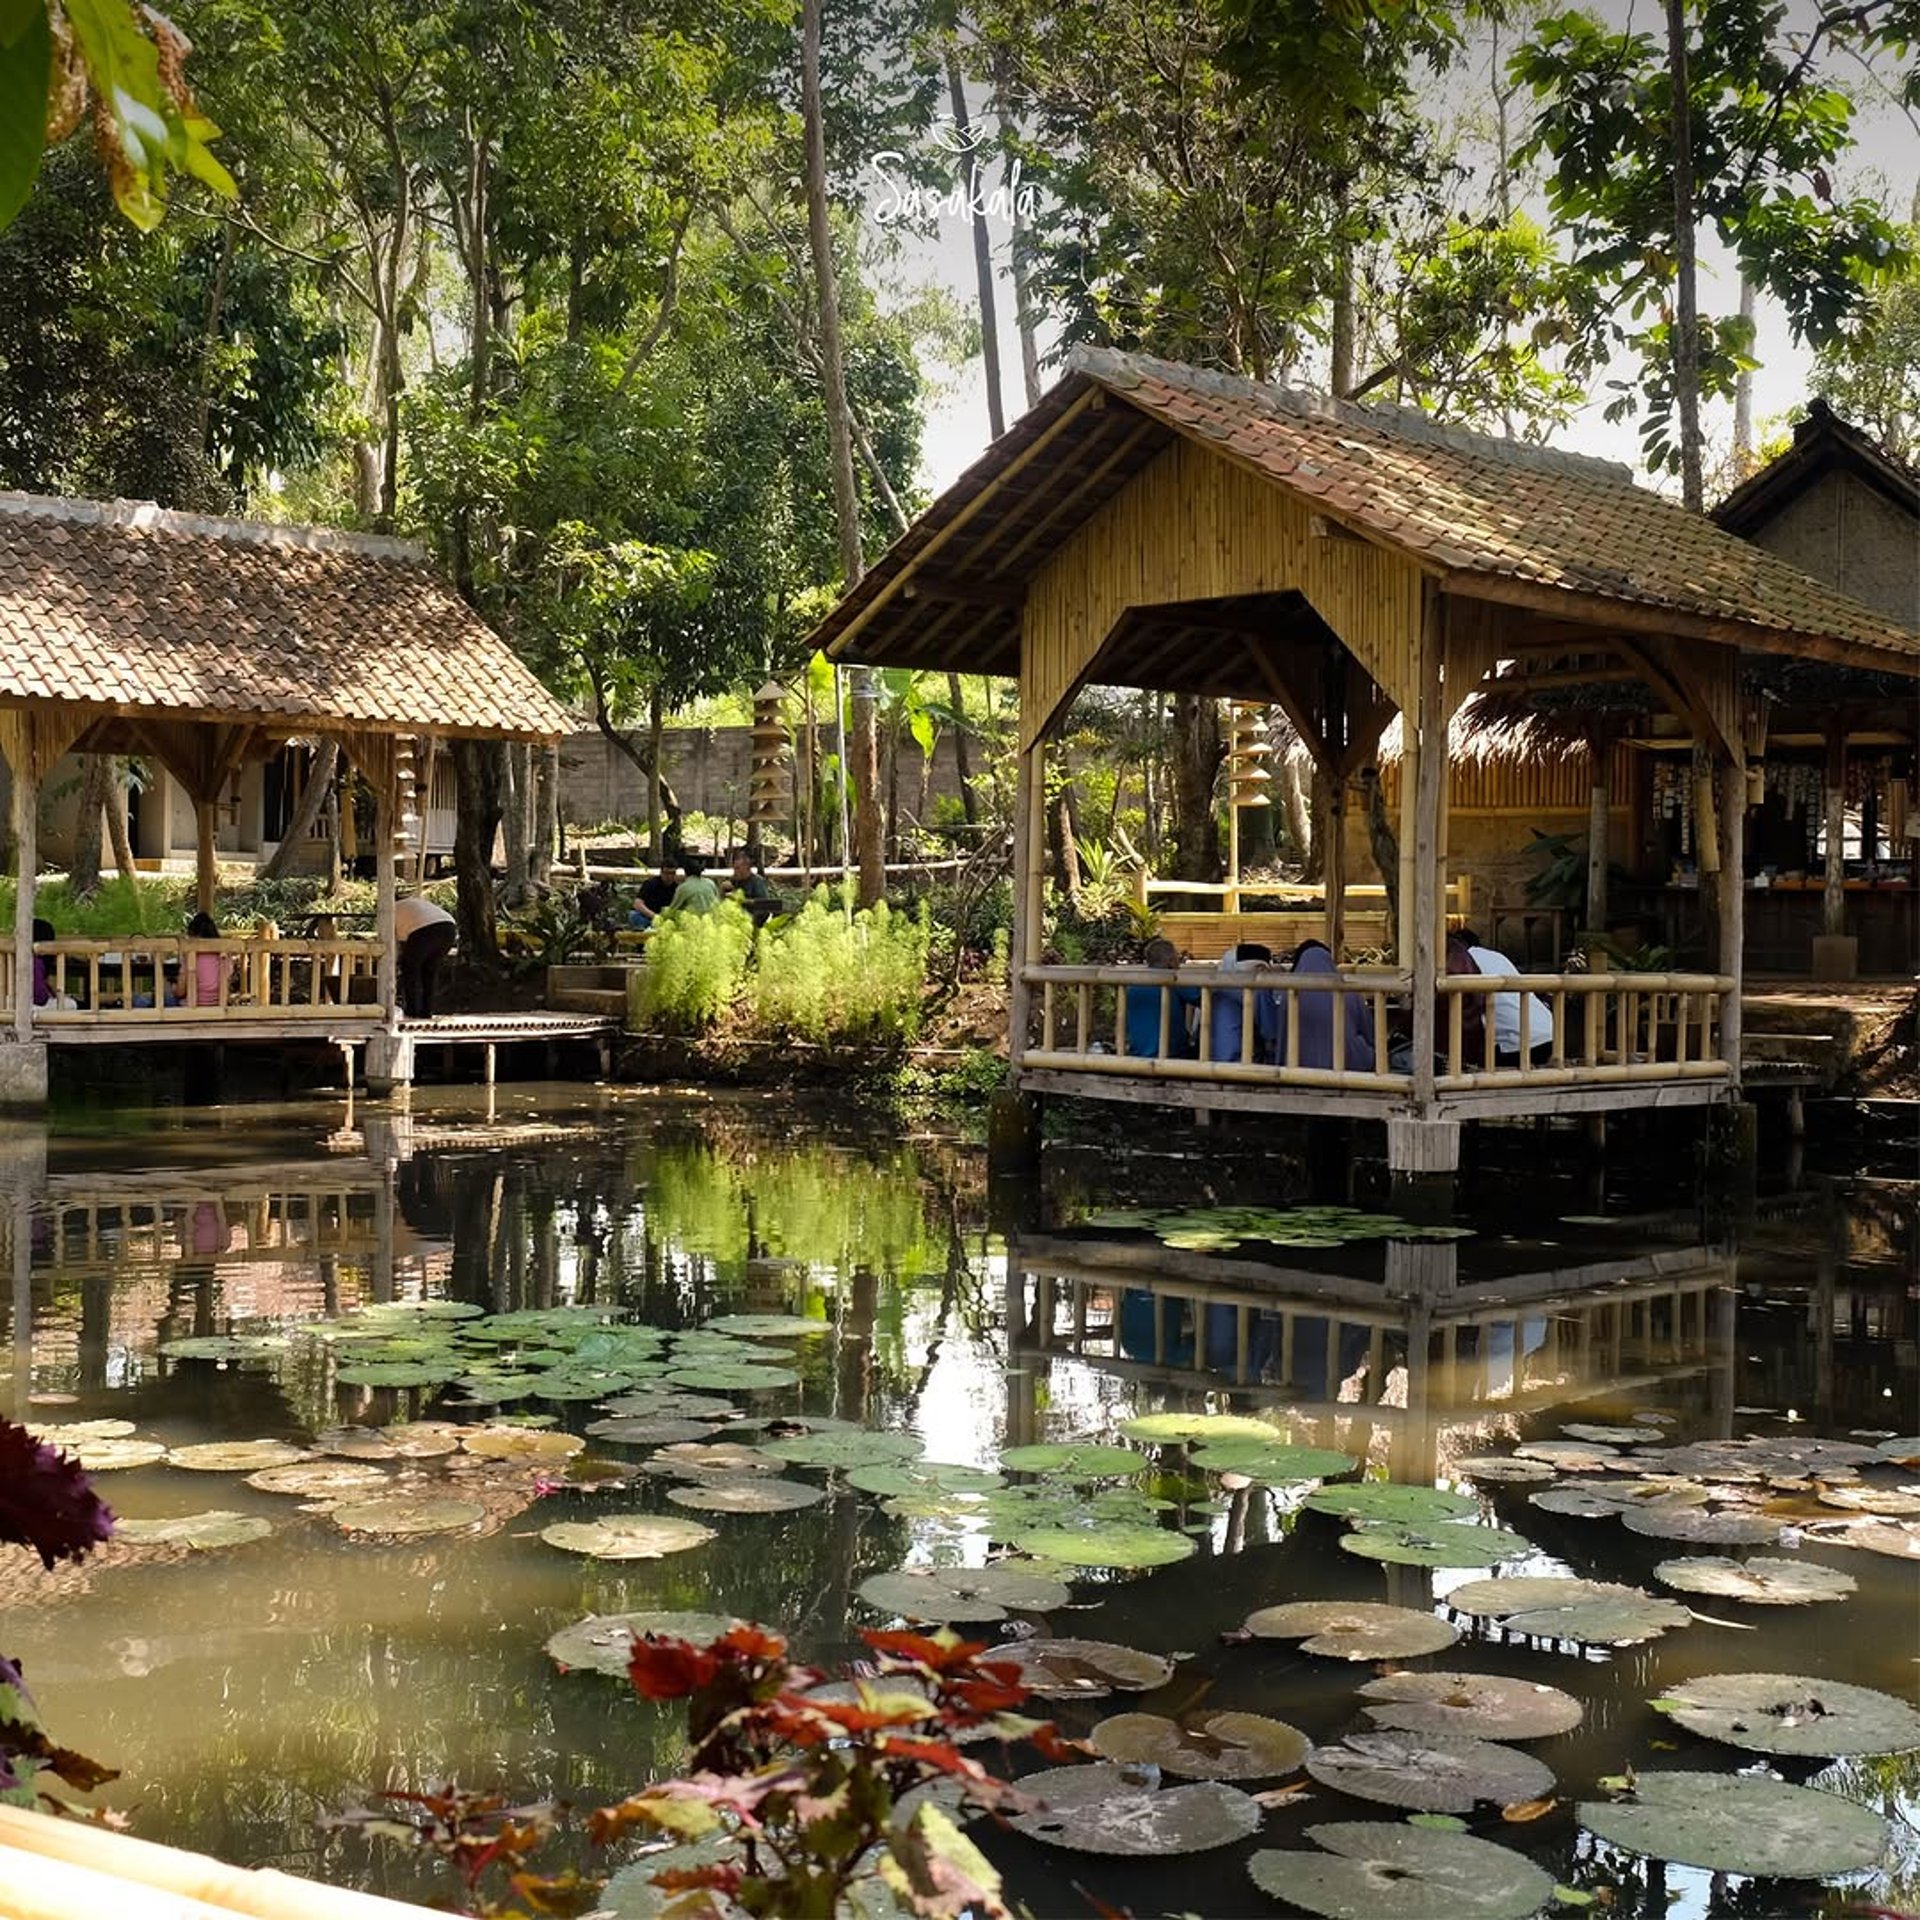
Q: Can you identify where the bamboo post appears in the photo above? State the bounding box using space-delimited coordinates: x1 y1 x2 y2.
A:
1006 739 1045 1069
1407 591 1446 1106
194 797 218 914
1823 720 1847 937
10 756 36 1044
1718 751 1744 1086
373 746 398 1029
1325 775 1346 961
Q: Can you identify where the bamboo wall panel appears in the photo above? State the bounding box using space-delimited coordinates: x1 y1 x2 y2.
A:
1379 742 1638 813
1021 438 1428 747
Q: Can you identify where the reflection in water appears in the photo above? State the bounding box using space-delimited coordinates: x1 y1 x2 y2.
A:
0 1090 1913 1918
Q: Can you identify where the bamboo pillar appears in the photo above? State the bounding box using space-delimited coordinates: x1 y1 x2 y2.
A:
1823 720 1847 937
1325 775 1346 959
1718 749 1744 1086
193 797 217 914
1007 738 1044 1070
373 745 399 1028
10 759 36 1044
1407 590 1447 1106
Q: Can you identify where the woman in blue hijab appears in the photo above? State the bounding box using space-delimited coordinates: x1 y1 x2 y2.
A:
1276 940 1375 1071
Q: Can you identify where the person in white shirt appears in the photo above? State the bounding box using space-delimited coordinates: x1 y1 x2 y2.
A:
394 893 456 1017
1461 928 1554 1065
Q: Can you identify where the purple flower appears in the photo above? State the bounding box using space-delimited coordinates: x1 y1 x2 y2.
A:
0 1420 115 1569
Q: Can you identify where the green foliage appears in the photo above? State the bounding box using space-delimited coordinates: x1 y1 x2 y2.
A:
1521 829 1587 910
636 900 754 1032
748 892 930 1047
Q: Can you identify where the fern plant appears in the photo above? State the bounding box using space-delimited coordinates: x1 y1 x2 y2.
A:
636 901 753 1031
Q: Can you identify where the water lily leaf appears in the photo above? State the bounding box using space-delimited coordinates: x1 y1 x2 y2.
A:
1192 1442 1359 1482
1007 1764 1259 1854
247 1460 391 1498
1652 1556 1856 1605
1305 1731 1552 1813
168 1440 313 1473
1080 1209 1162 1229
160 1335 288 1361
1453 1455 1555 1484
999 1443 1144 1478
1874 1436 1920 1464
1120 1412 1278 1446
382 1421 467 1456
701 1314 824 1338
313 1425 401 1459
846 1461 1004 1498
761 1431 926 1470
1819 1485 1920 1517
1810 1519 1920 1560
1577 1770 1886 1876
1004 1522 1196 1569
639 1442 783 1480
1528 1488 1628 1519
858 1565 1072 1623
332 1495 488 1537
334 1361 462 1388
1652 1672 1920 1758
1357 1672 1583 1741
666 1476 826 1514
982 1638 1174 1698
1339 1520 1529 1568
1561 1424 1665 1446
1306 1484 1479 1525
597 1390 738 1420
1446 1577 1691 1645
355 1299 484 1320
72 1439 168 1471
1620 1504 1779 1545
29 1419 136 1444
1248 1821 1556 1920
540 1514 715 1560
583 1417 719 1449
1515 1441 1620 1471
523 1372 641 1401
1090 1710 1308 1780
1242 1601 1458 1661
460 1427 585 1462
664 1364 800 1392
114 1510 273 1550
545 1610 742 1677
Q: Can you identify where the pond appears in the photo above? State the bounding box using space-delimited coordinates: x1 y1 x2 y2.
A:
1 1086 1915 1920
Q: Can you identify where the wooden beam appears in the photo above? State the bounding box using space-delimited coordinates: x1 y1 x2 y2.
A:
903 572 1026 610
1407 589 1447 1105
1612 636 1736 763
1240 641 1335 773
1717 752 1744 1085
10 756 36 1043
988 419 1159 576
828 387 1101 659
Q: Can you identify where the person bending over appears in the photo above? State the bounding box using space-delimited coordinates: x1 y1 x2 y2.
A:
395 893 457 1018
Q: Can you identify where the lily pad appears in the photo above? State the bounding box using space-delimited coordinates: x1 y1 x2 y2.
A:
334 1362 462 1389
1620 1504 1780 1545
1306 1484 1479 1525
160 1335 288 1361
700 1314 824 1338
666 1477 826 1514
540 1514 716 1560
584 1416 720 1446
1819 1485 1920 1517
1577 1770 1886 1876
72 1439 169 1471
381 1421 468 1456
1528 1488 1630 1519
1192 1441 1359 1482
760 1431 926 1470
1007 1764 1259 1855
598 1390 738 1420
664 1364 800 1392
168 1440 313 1473
1356 1672 1583 1741
1813 1519 1920 1560
1561 1423 1665 1446
1305 1730 1552 1812
639 1442 783 1479
29 1418 135 1444
1248 1821 1556 1920
1242 1601 1459 1661
999 1443 1144 1478
1453 1455 1555 1484
982 1638 1175 1698
1120 1412 1278 1446
1653 1556 1856 1605
858 1565 1072 1623
1652 1672 1920 1758
1446 1576 1692 1646
313 1425 401 1460
113 1510 274 1550
332 1494 488 1537
460 1427 586 1462
1874 1436 1920 1464
247 1460 392 1498
1340 1520 1529 1568
1090 1710 1308 1781
1004 1522 1196 1569
845 1461 1003 1499
545 1610 742 1677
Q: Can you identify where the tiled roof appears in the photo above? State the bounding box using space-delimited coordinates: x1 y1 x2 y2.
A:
0 494 570 737
1079 350 1917 660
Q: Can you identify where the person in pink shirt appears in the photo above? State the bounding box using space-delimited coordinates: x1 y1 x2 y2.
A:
180 911 231 1007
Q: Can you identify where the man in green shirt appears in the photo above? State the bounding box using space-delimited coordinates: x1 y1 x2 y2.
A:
668 855 720 913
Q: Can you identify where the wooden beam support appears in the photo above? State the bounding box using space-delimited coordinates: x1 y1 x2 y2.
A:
1717 750 1744 1086
10 758 36 1043
1407 589 1447 1106
1239 640 1336 773
903 572 1026 610
988 419 1158 577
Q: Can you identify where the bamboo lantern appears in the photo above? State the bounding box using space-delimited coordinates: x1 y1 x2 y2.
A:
749 681 792 841
1226 703 1271 901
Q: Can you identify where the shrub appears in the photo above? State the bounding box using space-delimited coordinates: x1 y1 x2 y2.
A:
747 891 929 1047
636 900 753 1030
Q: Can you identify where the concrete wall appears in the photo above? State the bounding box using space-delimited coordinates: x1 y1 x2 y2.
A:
1743 467 1920 631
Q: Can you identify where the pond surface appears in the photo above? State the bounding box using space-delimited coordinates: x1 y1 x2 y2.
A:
1 1087 1915 1919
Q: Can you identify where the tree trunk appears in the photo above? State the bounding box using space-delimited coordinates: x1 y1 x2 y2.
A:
884 712 901 860
1302 764 1331 883
947 672 977 825
1140 690 1160 864
68 754 111 898
947 47 1005 439
1732 275 1756 472
260 740 340 882
1279 748 1313 874
1048 783 1082 908
1586 730 1612 932
1169 695 1223 882
451 736 502 965
501 741 532 905
533 744 558 888
1665 0 1704 511
993 49 1044 410
802 0 883 906
107 764 136 880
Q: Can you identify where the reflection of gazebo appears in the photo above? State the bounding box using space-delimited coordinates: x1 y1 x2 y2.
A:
813 351 1920 1173
0 494 569 1104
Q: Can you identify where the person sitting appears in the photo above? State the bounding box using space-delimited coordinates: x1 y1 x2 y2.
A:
1206 943 1276 1065
394 892 457 1018
178 911 233 1008
728 850 782 925
1459 925 1554 1066
29 917 76 1011
1275 939 1375 1071
629 858 681 929
1122 937 1198 1060
668 855 721 914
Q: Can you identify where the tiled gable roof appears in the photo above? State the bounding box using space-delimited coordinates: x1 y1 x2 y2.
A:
0 494 570 738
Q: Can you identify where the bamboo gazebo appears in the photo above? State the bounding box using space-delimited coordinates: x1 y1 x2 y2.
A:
811 350 1920 1173
0 493 570 1105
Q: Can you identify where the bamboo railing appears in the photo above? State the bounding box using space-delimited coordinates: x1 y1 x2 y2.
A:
5 936 385 1024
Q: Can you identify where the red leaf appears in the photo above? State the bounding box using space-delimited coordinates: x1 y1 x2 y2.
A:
628 1639 720 1701
860 1628 988 1672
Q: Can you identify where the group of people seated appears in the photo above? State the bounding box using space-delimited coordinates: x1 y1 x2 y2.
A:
1117 925 1553 1073
628 850 777 929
